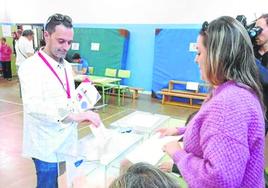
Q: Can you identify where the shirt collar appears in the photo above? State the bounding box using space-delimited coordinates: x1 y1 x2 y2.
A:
39 49 65 69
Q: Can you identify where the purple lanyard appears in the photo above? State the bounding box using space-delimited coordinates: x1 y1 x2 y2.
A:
38 52 71 99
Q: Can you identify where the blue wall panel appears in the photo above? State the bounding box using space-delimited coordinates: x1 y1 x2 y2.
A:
152 28 203 97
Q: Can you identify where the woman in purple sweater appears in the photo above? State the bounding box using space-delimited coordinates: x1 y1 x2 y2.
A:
161 16 265 187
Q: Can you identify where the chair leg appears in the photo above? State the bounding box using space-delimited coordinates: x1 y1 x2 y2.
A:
102 86 105 105
106 88 112 104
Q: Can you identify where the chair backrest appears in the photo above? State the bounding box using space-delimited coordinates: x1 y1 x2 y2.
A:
117 69 131 79
88 66 94 75
105 68 117 77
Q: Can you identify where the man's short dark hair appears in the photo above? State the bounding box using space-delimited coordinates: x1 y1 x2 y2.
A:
45 13 73 34
22 30 34 37
72 53 81 60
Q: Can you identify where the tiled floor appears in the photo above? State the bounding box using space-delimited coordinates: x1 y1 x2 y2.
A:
0 77 267 187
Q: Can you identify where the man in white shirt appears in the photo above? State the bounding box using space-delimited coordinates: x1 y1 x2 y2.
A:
15 29 35 69
18 13 101 188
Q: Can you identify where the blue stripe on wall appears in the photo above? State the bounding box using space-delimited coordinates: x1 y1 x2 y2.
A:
74 24 201 92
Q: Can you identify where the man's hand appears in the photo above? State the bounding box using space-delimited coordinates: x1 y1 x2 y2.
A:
67 111 101 127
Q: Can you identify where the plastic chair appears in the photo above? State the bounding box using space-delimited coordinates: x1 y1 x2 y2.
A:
95 68 118 104
115 69 131 103
88 66 94 75
105 68 117 77
118 69 131 78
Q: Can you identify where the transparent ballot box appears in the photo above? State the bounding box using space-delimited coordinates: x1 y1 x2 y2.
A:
110 110 170 136
57 130 143 188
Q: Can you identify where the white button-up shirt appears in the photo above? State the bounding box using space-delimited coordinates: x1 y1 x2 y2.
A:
15 36 34 67
18 50 78 162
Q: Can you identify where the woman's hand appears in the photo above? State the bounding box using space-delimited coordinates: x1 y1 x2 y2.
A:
156 127 178 137
163 140 182 157
158 161 174 172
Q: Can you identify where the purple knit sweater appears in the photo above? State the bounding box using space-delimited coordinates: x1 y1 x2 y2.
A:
174 81 265 188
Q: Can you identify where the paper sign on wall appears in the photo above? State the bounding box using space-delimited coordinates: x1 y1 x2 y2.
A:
71 43 80 50
186 82 199 91
189 42 197 52
91 43 100 51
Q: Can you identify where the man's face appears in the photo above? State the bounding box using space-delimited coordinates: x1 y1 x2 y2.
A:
27 35 34 41
44 25 73 61
255 18 268 46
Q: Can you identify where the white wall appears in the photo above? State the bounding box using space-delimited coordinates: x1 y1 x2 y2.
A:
1 0 267 24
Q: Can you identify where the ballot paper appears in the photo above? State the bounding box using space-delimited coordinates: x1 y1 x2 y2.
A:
75 78 101 112
126 133 182 165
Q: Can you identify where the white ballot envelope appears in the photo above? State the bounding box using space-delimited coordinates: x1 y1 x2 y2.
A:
88 122 112 161
89 122 111 143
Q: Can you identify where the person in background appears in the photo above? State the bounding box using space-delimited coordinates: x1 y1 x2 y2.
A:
109 162 180 188
15 29 34 70
12 29 22 56
72 53 89 75
34 39 46 52
18 13 101 188
39 39 46 48
64 53 73 62
0 37 12 80
162 16 265 187
255 14 268 67
11 32 18 56
254 13 268 135
16 29 34 97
